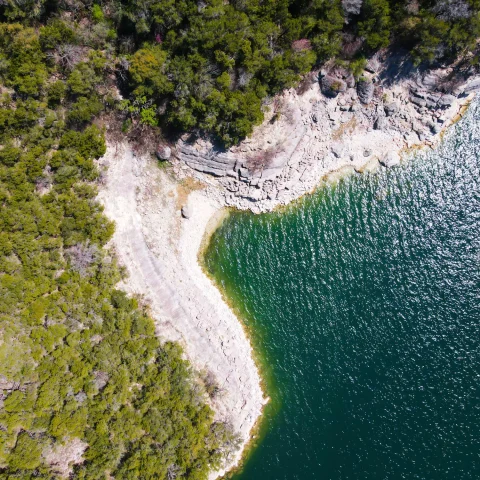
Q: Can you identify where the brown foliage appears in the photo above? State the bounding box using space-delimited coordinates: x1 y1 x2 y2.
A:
246 145 282 172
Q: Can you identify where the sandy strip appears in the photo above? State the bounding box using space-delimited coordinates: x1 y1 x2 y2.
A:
97 142 266 478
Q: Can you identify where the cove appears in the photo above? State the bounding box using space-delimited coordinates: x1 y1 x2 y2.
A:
204 101 480 480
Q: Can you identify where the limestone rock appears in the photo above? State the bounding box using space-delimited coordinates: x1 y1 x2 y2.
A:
320 75 347 98
421 71 444 90
462 78 480 94
345 73 356 88
437 94 456 108
357 78 374 104
181 205 192 219
410 94 426 107
365 57 381 74
384 101 399 116
380 151 401 167
156 144 172 160
331 142 346 158
374 115 388 130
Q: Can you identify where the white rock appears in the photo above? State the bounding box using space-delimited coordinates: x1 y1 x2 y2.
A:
181 205 192 218
380 151 401 167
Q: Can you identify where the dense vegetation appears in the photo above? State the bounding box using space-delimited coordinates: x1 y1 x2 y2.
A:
0 22 236 479
1 0 479 147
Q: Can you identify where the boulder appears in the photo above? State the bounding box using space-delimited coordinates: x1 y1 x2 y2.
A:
374 115 388 130
156 144 172 160
380 151 401 167
238 167 253 179
384 101 399 116
181 205 192 219
437 94 456 108
357 78 374 104
320 75 347 98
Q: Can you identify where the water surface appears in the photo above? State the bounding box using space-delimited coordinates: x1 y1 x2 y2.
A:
205 103 480 480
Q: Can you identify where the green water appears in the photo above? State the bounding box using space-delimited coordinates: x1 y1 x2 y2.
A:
204 102 480 480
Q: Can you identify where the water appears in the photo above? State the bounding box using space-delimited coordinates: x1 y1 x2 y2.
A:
204 102 480 480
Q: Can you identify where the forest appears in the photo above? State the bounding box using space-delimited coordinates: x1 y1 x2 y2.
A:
0 19 236 480
0 0 479 478
1 0 479 146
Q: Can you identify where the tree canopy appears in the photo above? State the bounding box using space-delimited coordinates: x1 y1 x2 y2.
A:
1 0 478 146
0 22 236 479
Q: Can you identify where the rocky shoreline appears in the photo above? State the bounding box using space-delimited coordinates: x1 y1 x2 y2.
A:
169 52 479 213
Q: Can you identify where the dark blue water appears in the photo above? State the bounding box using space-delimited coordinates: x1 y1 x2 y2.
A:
205 102 480 480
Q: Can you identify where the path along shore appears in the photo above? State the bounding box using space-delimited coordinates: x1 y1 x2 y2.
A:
98 59 478 477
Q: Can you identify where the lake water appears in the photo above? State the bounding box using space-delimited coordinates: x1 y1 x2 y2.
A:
204 101 480 480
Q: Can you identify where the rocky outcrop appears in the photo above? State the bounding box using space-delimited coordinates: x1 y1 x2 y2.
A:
320 74 347 98
357 77 375 104
43 438 88 478
156 144 172 160
172 53 478 213
178 142 237 177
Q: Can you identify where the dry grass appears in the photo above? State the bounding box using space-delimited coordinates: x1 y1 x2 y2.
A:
176 176 205 211
246 144 283 172
331 116 357 140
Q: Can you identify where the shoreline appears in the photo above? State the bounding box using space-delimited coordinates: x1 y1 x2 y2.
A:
98 88 476 478
172 57 479 214
97 143 267 479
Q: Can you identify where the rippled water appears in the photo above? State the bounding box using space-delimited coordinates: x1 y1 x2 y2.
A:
205 106 480 480
205 102 480 480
